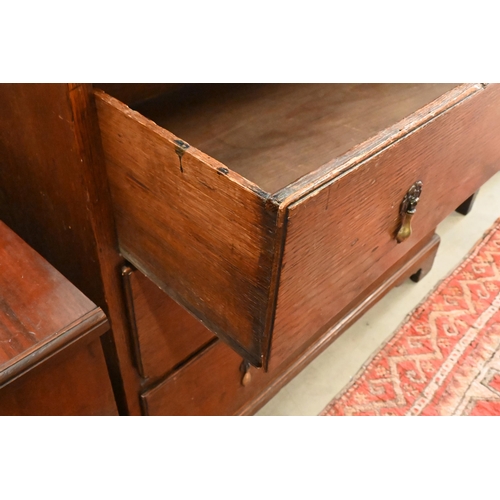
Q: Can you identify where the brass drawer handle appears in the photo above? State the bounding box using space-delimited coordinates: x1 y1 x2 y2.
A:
240 360 252 386
396 181 423 243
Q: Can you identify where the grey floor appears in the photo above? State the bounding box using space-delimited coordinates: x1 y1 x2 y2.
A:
256 171 500 416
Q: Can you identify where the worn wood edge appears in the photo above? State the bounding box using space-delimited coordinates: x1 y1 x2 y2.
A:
238 233 441 415
261 200 289 370
272 84 482 205
139 337 220 415
138 333 218 392
68 83 143 415
121 264 218 388
0 308 109 389
93 88 271 199
93 85 471 371
286 84 485 211
121 265 146 376
120 247 263 367
262 85 466 365
95 87 281 366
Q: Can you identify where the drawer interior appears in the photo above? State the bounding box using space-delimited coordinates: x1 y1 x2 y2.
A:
93 83 458 193
94 82 487 367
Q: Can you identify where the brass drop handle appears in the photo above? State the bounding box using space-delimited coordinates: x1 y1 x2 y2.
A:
240 360 252 386
396 181 423 243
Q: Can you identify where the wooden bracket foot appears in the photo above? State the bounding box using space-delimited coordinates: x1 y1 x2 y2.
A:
456 191 479 216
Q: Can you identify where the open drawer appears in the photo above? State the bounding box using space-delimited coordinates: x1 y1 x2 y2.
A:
94 83 500 367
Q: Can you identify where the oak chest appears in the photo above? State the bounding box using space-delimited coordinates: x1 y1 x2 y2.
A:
2 83 500 415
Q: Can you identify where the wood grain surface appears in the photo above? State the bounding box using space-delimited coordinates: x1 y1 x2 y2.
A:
0 220 109 386
67 83 144 414
272 84 480 203
0 220 117 415
123 266 215 381
0 339 118 416
0 84 105 304
142 234 441 415
243 234 442 415
141 340 243 416
95 83 499 371
131 83 458 193
271 84 500 370
0 83 143 414
95 90 279 367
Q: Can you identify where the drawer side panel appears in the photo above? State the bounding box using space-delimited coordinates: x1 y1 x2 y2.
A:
95 91 278 366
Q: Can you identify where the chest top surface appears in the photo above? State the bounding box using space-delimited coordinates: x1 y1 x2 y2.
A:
0 220 108 386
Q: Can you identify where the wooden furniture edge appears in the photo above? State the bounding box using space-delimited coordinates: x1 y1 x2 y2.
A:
121 265 146 376
261 85 483 366
121 264 219 388
93 84 479 372
272 83 482 205
239 233 441 415
69 83 144 415
95 87 280 367
261 198 287 369
0 308 109 389
138 337 221 415
93 88 271 199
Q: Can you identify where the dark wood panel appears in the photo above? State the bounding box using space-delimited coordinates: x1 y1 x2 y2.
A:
0 83 143 414
0 339 118 416
0 220 109 386
0 84 104 304
133 83 459 193
123 267 215 380
95 90 279 367
271 84 500 370
0 218 95 344
142 234 441 415
244 234 442 415
0 219 117 415
142 341 245 416
67 83 144 415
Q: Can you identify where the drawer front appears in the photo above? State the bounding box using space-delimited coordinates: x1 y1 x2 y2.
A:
141 341 259 416
123 267 215 381
271 84 500 367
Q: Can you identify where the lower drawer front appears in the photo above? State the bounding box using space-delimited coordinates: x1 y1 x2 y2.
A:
141 341 255 416
123 267 215 380
271 83 500 368
141 233 443 415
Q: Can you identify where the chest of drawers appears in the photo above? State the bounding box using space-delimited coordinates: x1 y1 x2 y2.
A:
1 83 499 414
0 221 117 415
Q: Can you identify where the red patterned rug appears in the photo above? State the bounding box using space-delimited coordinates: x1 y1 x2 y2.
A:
321 218 500 416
